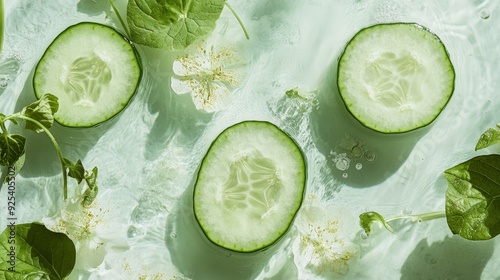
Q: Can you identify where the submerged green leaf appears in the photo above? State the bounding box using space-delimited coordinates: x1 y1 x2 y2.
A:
0 134 26 166
0 223 76 279
21 94 59 132
445 154 500 240
64 159 99 207
475 124 500 151
82 166 99 207
127 0 225 51
359 211 395 236
64 158 85 184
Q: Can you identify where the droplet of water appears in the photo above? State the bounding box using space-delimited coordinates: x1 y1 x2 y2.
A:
364 151 376 162
431 258 437 264
0 56 22 92
355 163 363 170
333 153 350 171
479 9 490 19
351 145 364 158
342 173 348 178
336 158 350 171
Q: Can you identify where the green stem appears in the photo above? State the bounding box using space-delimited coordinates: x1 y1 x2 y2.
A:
108 0 130 38
0 120 9 137
225 2 249 40
385 211 446 223
13 115 68 200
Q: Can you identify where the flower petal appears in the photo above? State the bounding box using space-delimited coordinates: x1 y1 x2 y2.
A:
171 76 193 95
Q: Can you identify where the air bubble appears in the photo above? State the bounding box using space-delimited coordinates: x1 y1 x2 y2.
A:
336 158 350 171
342 173 348 178
364 151 376 162
332 153 350 171
170 232 178 239
351 145 364 158
479 9 490 19
355 163 363 170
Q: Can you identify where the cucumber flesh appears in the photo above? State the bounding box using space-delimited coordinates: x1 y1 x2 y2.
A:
194 121 306 252
33 22 141 127
337 23 455 133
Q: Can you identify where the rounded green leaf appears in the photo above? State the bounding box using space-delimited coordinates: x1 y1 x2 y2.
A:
127 0 225 51
0 223 76 279
445 155 500 240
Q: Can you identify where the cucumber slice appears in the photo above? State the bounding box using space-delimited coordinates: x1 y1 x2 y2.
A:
337 23 455 133
194 121 306 252
33 22 141 127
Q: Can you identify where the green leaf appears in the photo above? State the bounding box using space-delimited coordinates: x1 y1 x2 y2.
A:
445 154 500 240
64 158 85 184
475 124 500 151
127 0 225 51
0 223 76 279
0 134 26 166
359 211 395 236
82 166 99 207
21 94 59 132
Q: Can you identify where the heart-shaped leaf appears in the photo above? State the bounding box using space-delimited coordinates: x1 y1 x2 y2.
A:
445 154 500 240
0 134 26 166
0 223 76 279
127 0 225 51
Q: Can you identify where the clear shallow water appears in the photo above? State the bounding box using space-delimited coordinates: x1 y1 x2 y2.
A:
0 0 499 279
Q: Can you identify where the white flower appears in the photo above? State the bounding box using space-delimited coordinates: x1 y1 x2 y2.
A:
43 183 128 271
171 42 248 112
292 197 360 279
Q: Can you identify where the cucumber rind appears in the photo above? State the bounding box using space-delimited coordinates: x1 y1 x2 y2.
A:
33 22 142 128
193 121 306 253
337 22 455 134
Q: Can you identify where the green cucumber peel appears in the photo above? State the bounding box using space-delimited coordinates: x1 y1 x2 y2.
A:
360 126 500 241
0 94 98 202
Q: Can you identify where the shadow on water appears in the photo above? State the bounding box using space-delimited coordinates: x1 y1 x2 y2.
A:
400 236 494 280
310 59 431 188
165 174 288 280
140 46 214 161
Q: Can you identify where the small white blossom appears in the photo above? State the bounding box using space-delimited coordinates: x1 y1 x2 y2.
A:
292 198 360 279
171 42 248 112
43 183 128 271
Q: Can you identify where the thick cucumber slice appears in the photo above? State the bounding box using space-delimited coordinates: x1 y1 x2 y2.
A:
337 23 455 133
194 121 306 252
33 22 141 127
